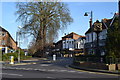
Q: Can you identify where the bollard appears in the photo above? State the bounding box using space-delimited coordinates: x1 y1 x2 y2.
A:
53 54 56 61
10 56 14 64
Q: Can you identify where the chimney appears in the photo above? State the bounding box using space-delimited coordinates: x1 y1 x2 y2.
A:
89 18 92 28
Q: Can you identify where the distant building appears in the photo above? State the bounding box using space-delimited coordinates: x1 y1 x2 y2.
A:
84 13 119 56
0 26 17 53
74 37 86 50
55 40 63 51
54 32 86 56
62 32 85 50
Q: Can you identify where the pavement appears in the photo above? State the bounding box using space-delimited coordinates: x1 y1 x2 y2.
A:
69 64 120 75
1 57 120 75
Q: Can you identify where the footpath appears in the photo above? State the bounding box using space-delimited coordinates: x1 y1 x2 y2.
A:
69 64 120 75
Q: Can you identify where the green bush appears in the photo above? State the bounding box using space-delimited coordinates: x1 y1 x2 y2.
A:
3 53 18 61
2 50 32 61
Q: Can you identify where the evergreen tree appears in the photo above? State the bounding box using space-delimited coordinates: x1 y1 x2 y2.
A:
106 17 120 58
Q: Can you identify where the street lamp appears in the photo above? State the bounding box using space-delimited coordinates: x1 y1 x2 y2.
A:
84 11 94 54
93 20 102 56
17 26 22 63
84 11 93 27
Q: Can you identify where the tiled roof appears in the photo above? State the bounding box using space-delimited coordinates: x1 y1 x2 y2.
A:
62 32 85 38
102 18 112 28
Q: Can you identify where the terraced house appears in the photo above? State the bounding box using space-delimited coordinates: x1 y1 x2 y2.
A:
0 26 17 53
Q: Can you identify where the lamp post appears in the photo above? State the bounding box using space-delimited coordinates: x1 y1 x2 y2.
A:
17 26 22 63
93 20 102 56
84 11 94 54
84 11 93 27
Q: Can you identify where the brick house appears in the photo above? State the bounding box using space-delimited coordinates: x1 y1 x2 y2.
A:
0 26 17 53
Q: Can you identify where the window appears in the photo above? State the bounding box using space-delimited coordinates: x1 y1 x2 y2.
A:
1 40 5 45
2 33 6 36
72 41 74 44
0 32 6 36
88 35 89 42
69 41 71 44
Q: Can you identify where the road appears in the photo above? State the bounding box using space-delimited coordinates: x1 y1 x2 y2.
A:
1 57 119 80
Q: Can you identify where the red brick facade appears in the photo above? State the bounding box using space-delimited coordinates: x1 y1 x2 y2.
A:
0 26 17 53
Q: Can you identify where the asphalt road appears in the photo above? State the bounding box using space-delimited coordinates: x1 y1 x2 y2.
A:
1 57 120 80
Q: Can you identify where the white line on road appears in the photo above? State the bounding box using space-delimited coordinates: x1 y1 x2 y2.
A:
68 71 76 73
46 77 54 79
0 73 23 76
40 69 46 71
47 69 56 71
40 64 51 66
60 70 67 72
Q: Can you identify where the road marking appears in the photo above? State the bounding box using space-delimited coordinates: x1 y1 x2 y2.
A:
68 70 76 73
48 69 56 71
40 69 46 71
46 77 54 78
0 73 23 76
60 70 67 72
88 72 96 73
27 68 33 70
40 64 51 66
78 72 86 73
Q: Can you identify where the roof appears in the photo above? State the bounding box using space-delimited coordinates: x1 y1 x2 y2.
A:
62 32 85 38
85 18 112 34
0 26 8 32
109 12 119 26
0 26 17 44
102 18 112 28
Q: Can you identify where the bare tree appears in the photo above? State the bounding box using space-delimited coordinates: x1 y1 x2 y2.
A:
16 2 73 57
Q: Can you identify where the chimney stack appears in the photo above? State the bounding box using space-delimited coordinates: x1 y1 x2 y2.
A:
89 18 92 27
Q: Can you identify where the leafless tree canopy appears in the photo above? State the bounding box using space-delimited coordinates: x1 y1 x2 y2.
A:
16 2 73 56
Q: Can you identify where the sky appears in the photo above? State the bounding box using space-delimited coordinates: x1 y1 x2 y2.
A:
0 1 118 49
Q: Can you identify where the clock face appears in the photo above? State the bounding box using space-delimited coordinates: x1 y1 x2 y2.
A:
93 23 102 32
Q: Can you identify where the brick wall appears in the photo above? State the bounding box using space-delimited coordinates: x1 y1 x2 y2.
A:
0 28 17 50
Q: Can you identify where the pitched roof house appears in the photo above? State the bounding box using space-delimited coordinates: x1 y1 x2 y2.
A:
0 26 17 53
84 13 119 56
